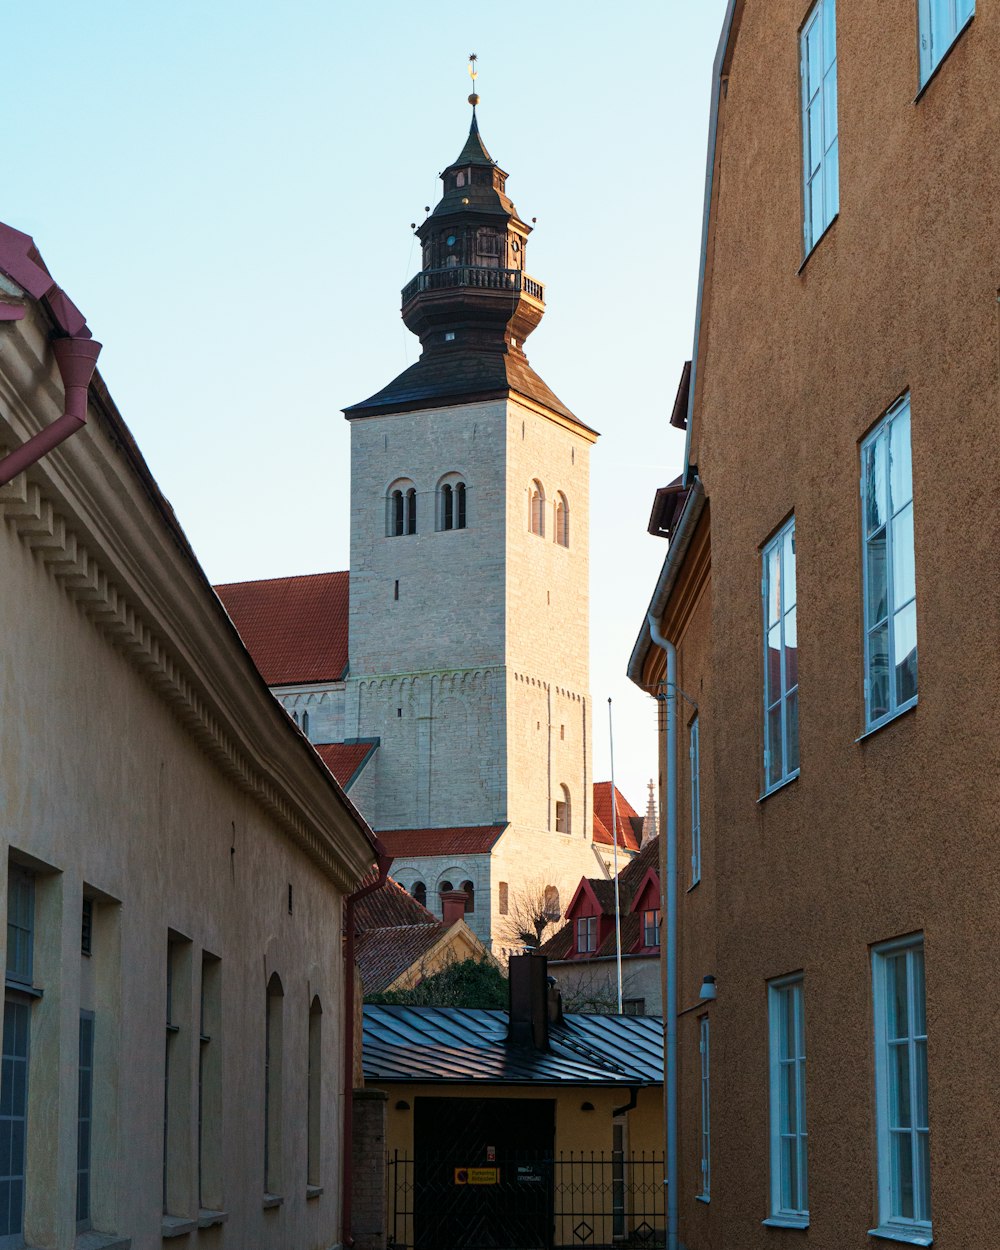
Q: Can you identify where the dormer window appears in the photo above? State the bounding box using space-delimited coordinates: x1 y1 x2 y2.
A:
643 909 661 948
576 915 598 954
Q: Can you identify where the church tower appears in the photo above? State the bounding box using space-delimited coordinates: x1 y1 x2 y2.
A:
342 89 605 947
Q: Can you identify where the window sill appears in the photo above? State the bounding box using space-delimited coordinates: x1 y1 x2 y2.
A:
856 699 917 743
160 1216 196 1238
306 1185 324 1201
914 12 974 101
4 978 42 999
197 1210 228 1230
758 770 800 803
76 1233 132 1250
868 1226 932 1247
763 1216 809 1230
797 213 839 274
262 1193 284 1210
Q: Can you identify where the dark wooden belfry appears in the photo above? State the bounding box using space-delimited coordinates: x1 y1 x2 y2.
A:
402 110 545 359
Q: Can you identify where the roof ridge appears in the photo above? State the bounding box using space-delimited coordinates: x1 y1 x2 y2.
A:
214 569 348 590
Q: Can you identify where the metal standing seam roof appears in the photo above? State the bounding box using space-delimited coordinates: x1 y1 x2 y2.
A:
362 1004 664 1087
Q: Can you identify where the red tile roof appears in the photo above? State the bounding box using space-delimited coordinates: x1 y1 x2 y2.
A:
214 571 349 685
592 782 642 851
356 923 455 994
355 876 437 930
315 740 378 788
376 826 508 858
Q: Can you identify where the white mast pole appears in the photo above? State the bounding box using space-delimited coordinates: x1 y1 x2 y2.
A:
608 697 623 1013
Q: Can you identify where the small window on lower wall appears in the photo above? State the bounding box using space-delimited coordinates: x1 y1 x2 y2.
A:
766 976 808 1227
870 936 931 1242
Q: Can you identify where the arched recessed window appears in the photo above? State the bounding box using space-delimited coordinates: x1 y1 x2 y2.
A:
301 709 310 738
555 493 570 547
307 997 322 1187
387 481 417 537
412 882 427 907
529 480 545 537
544 886 561 920
439 880 453 917
264 973 284 1196
460 880 475 914
555 785 571 834
437 475 468 532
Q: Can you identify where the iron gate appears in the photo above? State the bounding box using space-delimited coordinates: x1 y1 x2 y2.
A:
388 1150 665 1250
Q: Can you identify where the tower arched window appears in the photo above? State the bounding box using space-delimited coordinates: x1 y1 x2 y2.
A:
555 493 570 548
387 481 418 537
412 882 427 907
438 475 468 532
555 784 571 834
529 481 545 537
544 886 561 920
460 880 475 914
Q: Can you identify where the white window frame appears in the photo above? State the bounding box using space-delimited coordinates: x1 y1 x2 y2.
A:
800 0 839 255
576 915 597 954
689 716 701 884
870 936 931 1245
697 1016 711 1202
762 519 799 794
918 0 975 86
861 395 917 732
765 976 808 1228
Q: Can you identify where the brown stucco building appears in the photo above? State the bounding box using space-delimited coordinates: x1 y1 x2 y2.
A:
630 2 998 1248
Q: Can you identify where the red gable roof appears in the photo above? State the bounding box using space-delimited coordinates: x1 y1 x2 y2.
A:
376 826 508 858
214 571 349 685
355 876 437 930
592 782 642 852
315 740 378 789
356 924 454 994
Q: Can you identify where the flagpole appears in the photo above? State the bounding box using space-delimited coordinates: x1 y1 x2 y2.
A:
608 697 623 1013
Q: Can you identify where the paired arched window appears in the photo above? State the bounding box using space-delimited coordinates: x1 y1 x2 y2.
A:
555 493 570 547
460 880 475 914
555 785 571 834
529 480 545 537
387 481 417 537
438 476 467 531
412 881 427 907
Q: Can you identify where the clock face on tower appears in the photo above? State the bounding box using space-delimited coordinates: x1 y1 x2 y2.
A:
446 235 457 247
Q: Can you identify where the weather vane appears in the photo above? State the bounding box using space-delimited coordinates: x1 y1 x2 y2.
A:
468 53 480 109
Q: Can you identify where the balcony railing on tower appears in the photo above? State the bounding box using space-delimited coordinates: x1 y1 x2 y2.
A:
402 266 545 306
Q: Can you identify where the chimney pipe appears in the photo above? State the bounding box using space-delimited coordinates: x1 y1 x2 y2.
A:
440 889 468 926
506 953 549 1050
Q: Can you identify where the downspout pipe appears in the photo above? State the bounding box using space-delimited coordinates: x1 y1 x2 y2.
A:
0 335 102 488
342 841 393 1249
648 613 679 1250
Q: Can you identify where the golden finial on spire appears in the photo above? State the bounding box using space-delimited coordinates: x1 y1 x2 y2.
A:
468 53 480 108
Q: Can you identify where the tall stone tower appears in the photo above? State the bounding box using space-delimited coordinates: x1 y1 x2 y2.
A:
342 98 605 946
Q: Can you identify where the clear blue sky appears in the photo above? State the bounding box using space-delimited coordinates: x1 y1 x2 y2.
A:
4 2 727 812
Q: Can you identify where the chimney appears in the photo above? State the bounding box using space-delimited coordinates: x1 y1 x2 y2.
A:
440 889 468 926
507 953 551 1050
641 778 659 847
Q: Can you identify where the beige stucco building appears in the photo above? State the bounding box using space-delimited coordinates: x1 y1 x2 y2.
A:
0 224 377 1248
630 3 998 1248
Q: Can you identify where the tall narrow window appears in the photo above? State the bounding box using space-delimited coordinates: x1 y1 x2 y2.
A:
529 481 545 536
543 886 561 921
391 489 404 536
498 882 509 916
163 935 193 1217
460 881 475 914
862 396 917 729
555 785 571 834
2 867 35 1244
455 482 467 529
689 716 701 884
699 1016 711 1201
264 973 284 1196
77 1012 95 1230
388 482 417 537
6 868 35 987
762 519 799 792
199 954 222 1213
438 478 468 532
642 909 660 947
576 915 597 954
767 977 808 1226
405 487 416 535
441 483 454 530
555 493 569 547
919 0 974 84
307 998 322 1189
800 0 839 253
412 881 427 908
871 937 930 1241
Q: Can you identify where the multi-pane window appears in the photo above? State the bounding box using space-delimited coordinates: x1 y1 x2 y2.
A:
642 909 660 948
0 999 30 1242
6 869 35 986
800 0 839 253
862 396 917 729
77 1012 95 1230
388 485 417 537
576 915 597 954
918 0 975 85
689 716 701 883
767 977 808 1225
440 480 467 531
698 1016 711 1201
871 938 931 1240
762 519 799 792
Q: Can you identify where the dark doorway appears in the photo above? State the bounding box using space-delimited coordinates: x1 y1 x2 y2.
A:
413 1096 555 1250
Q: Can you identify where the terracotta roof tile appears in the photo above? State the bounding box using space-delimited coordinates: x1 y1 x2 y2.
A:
355 876 437 931
356 923 452 994
592 782 641 851
376 826 508 858
214 571 349 685
315 740 378 788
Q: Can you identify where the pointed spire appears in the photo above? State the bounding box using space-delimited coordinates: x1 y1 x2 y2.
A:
641 780 659 847
453 111 495 167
